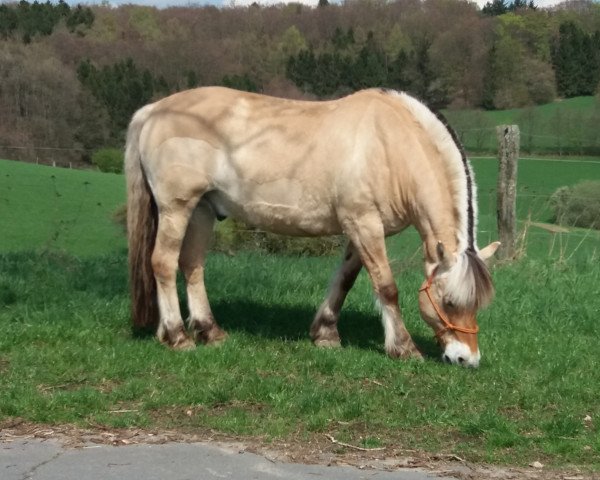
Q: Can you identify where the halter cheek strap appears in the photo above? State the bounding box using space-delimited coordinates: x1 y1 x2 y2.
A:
419 269 479 338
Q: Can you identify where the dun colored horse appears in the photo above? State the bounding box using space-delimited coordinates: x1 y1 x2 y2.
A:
125 87 499 368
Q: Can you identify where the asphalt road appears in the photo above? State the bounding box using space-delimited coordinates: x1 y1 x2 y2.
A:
1 438 456 480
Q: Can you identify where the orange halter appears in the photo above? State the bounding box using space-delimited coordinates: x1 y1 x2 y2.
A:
419 269 479 338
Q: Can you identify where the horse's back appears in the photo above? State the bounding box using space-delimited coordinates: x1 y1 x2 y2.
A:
133 87 437 235
141 86 398 151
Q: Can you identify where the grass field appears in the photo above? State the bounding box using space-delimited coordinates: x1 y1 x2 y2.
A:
445 96 600 155
0 157 599 471
0 159 126 256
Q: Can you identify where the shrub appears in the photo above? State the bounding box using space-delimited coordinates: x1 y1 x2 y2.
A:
112 204 127 233
214 218 344 256
550 181 600 229
92 148 124 173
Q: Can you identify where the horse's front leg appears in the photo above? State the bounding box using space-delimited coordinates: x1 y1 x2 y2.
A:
179 202 227 345
311 242 362 347
343 214 422 360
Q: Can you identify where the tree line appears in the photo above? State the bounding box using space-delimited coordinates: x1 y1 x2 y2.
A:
1 0 600 165
286 30 448 107
0 0 93 42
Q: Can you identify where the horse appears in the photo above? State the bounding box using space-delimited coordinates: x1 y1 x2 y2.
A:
125 86 500 368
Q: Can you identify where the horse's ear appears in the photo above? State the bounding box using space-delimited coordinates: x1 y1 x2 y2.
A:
478 241 501 262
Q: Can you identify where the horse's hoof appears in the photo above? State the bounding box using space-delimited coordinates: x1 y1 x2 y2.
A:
172 336 196 351
313 338 342 348
194 327 228 346
409 349 425 361
158 327 196 350
388 343 423 361
205 331 228 347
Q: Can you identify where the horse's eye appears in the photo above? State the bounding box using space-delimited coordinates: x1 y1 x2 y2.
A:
444 300 455 309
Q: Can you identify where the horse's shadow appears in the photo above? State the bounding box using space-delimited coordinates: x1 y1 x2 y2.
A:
139 298 441 360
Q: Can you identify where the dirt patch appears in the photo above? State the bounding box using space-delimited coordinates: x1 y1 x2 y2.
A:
0 418 596 480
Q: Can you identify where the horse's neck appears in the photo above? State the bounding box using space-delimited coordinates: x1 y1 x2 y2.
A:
412 198 462 266
405 149 470 267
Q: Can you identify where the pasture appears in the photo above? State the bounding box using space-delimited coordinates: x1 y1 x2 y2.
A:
0 157 599 471
446 96 600 155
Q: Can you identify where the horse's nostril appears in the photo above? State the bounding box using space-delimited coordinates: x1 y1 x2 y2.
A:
443 354 451 363
457 356 465 364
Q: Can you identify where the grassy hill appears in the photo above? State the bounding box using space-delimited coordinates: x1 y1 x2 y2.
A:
445 96 600 156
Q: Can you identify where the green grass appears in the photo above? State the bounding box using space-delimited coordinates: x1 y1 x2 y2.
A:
0 250 598 469
0 159 126 256
473 156 600 220
0 158 599 470
483 96 598 126
445 96 600 155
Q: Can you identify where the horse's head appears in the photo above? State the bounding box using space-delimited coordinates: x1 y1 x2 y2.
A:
418 241 500 368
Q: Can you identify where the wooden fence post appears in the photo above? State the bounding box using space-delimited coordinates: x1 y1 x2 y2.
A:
496 125 519 260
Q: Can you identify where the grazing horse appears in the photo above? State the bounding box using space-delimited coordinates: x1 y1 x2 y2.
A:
125 87 499 368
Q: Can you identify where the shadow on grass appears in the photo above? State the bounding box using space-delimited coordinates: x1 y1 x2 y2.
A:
132 298 443 361
213 299 442 360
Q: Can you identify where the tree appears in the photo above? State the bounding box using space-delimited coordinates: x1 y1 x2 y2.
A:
286 48 317 93
430 14 488 107
74 91 110 156
185 70 199 89
77 58 159 141
332 27 354 51
0 42 88 163
0 0 94 42
0 5 18 39
409 37 448 108
387 49 412 92
221 73 260 93
552 21 600 98
482 0 536 16
482 0 509 16
66 4 94 33
351 31 387 90
481 20 531 109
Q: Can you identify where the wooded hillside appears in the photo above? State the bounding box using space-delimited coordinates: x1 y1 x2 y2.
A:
1 0 600 164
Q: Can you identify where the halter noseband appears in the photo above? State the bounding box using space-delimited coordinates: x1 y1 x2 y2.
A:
419 268 479 338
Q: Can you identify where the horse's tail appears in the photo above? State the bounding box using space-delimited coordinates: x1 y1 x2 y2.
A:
125 103 159 332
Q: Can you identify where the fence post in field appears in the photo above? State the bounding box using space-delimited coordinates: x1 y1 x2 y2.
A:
496 125 520 260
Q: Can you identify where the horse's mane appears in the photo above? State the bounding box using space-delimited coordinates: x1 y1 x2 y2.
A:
380 89 494 309
444 249 495 310
383 90 477 252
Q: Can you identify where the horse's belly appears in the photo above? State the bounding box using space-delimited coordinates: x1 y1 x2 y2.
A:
204 183 341 236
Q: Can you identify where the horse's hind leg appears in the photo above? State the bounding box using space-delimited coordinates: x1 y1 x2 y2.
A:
179 202 227 345
152 201 198 350
342 214 422 360
311 242 362 347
